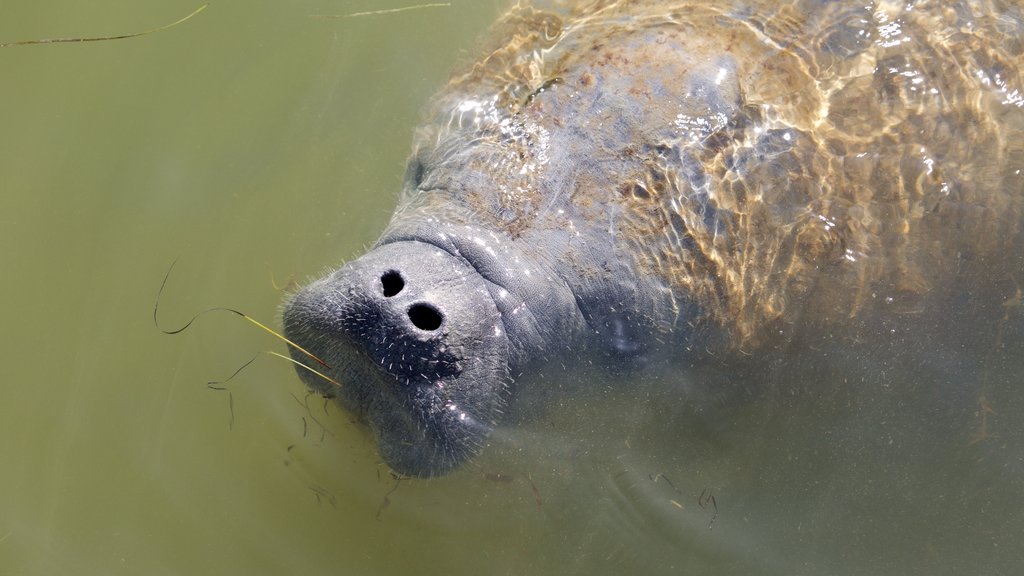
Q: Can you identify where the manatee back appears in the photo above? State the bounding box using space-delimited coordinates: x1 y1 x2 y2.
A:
392 0 1024 351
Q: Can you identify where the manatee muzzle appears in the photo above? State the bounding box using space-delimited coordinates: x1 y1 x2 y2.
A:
282 240 510 476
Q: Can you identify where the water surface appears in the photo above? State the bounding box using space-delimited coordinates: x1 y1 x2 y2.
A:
1 1 1022 575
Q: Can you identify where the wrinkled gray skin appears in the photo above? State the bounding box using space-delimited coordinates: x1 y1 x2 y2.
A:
284 0 1024 476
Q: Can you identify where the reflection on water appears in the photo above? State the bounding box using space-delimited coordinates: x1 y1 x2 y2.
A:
1 1 1022 575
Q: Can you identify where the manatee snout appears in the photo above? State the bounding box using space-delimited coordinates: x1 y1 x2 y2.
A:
282 241 510 476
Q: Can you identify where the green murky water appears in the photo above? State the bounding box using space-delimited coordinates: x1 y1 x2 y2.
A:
2 2 1022 575
0 1 500 573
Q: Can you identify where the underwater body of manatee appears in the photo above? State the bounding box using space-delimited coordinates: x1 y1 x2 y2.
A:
283 0 1024 478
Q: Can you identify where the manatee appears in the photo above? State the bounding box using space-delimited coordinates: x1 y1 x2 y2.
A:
283 0 1024 477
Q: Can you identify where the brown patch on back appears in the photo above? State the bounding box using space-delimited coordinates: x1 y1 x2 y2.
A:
410 0 1024 351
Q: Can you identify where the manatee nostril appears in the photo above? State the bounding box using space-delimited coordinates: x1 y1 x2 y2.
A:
381 271 404 297
408 303 444 331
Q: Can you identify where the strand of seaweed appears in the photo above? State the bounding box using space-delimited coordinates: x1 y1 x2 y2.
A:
313 3 451 20
153 261 342 429
0 4 207 47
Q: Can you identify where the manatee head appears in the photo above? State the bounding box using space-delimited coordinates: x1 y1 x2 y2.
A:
282 238 511 477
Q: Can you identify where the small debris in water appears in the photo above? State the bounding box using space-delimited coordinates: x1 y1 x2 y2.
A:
1002 287 1023 310
267 262 300 293
205 384 235 430
0 4 207 47
289 392 335 444
376 474 405 520
309 484 338 508
698 488 719 531
528 475 543 509
313 3 451 19
649 472 681 494
483 472 543 508
969 394 998 445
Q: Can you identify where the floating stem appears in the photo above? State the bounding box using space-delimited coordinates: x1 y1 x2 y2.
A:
154 260 341 391
1 4 207 48
314 2 451 19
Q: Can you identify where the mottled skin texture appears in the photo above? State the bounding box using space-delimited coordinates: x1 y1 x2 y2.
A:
284 0 1024 476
